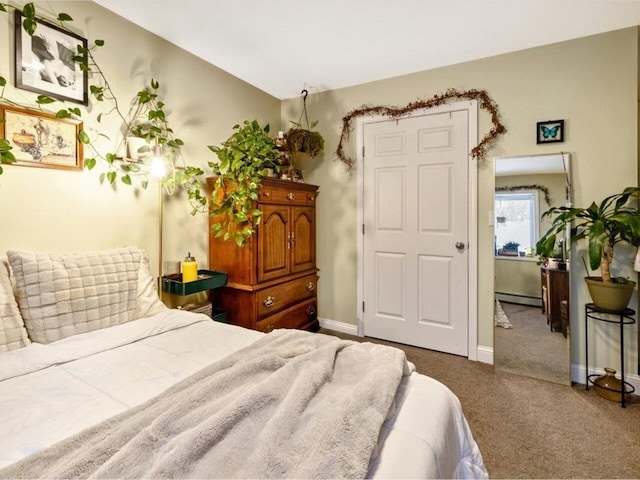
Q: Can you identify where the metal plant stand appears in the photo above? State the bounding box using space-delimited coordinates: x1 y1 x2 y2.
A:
585 303 636 408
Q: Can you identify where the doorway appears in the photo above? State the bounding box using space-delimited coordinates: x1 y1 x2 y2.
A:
356 101 478 358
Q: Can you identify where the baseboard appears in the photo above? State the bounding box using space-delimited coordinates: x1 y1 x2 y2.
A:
572 363 640 392
318 318 359 336
476 345 494 364
496 292 542 307
320 318 495 363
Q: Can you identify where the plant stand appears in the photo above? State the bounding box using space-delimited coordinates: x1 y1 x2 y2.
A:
584 303 636 407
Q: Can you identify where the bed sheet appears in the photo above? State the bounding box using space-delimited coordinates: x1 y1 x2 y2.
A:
0 310 486 478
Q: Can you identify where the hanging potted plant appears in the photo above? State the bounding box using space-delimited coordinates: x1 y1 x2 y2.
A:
284 89 325 161
536 186 640 311
208 120 280 247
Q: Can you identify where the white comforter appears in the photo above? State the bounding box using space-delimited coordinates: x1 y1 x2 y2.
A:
0 310 487 479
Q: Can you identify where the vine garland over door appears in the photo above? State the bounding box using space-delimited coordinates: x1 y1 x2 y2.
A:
336 88 506 172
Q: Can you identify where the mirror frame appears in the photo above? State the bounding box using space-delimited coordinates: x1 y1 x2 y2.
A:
493 152 572 385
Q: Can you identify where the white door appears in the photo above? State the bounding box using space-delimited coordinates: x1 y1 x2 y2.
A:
362 107 470 356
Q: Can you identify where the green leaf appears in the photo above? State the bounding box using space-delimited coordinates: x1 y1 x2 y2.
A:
84 157 96 170
0 4 7 12
22 3 35 18
0 76 6 87
235 235 245 247
106 171 116 184
57 12 73 21
121 175 132 185
106 153 116 164
56 110 71 119
94 39 104 47
78 130 90 144
150 78 159 89
36 95 55 105
22 18 36 36
1 150 16 163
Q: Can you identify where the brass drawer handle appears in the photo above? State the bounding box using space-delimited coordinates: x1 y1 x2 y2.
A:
287 192 296 201
263 191 270 198
264 324 275 333
306 282 315 291
306 305 316 317
263 296 275 308
308 195 314 202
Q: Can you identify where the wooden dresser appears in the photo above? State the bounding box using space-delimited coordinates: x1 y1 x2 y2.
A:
540 265 569 337
207 177 319 332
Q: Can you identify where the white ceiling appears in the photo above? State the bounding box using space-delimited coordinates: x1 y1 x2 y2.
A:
94 0 640 100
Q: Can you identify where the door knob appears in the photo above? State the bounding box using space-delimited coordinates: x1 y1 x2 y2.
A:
455 241 466 251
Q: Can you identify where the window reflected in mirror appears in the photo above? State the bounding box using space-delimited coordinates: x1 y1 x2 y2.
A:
494 191 539 257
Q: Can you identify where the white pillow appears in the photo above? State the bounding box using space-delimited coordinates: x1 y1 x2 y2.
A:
7 246 167 344
0 257 30 351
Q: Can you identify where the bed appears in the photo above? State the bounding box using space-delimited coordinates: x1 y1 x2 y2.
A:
0 246 487 479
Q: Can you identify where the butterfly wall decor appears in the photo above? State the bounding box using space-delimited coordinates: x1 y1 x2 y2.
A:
536 120 564 144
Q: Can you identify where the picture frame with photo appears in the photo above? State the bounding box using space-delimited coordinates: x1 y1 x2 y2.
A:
14 10 88 105
0 104 83 171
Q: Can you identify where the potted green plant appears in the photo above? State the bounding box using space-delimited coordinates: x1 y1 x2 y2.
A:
285 120 325 159
499 241 520 256
283 89 324 168
208 120 280 246
536 186 640 310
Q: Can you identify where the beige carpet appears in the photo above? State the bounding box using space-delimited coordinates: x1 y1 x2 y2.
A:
495 302 570 385
319 328 640 479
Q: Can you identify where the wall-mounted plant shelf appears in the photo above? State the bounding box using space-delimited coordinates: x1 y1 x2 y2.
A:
162 270 228 296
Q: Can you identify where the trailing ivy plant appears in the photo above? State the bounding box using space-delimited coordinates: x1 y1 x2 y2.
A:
208 120 280 246
0 2 206 214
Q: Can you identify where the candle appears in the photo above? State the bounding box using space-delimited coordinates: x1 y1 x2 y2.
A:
182 252 198 282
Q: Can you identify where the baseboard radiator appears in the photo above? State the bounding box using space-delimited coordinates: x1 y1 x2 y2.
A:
495 292 542 307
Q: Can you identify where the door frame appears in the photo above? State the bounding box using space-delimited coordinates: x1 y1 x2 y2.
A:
355 100 479 360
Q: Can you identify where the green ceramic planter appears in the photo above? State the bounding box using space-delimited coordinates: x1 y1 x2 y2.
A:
585 277 636 311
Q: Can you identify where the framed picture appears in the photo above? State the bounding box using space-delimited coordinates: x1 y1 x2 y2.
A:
14 10 88 105
536 119 564 144
0 104 83 170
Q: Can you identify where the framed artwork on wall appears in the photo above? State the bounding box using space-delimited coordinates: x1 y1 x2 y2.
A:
536 119 564 144
14 10 88 105
0 104 83 171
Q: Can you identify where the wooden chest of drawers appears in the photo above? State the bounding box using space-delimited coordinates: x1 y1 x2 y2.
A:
207 177 319 332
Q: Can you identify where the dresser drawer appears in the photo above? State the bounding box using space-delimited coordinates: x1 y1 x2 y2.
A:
256 274 317 319
256 298 317 333
266 187 314 206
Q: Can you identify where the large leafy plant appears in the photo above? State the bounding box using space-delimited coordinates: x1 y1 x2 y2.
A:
536 186 640 282
208 120 280 246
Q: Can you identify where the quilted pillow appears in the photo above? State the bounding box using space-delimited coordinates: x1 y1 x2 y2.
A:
7 246 167 344
0 257 30 351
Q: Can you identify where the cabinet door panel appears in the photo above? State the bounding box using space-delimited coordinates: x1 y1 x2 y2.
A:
258 204 290 282
291 206 316 274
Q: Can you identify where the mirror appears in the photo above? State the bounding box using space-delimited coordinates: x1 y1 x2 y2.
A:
493 152 571 385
